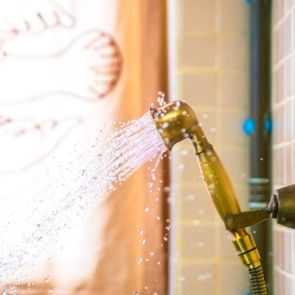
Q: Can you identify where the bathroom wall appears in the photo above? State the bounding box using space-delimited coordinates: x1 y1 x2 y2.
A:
167 0 251 294
272 2 295 294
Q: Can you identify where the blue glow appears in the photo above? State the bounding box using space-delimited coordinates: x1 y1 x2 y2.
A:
243 118 255 135
264 118 272 132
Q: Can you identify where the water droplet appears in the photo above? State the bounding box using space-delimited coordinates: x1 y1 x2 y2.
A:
163 186 170 193
203 114 208 119
210 127 216 133
167 197 175 205
181 149 188 156
187 195 194 201
197 242 205 248
44 276 51 283
149 251 154 256
138 229 143 235
141 239 146 244
210 156 216 162
182 111 187 115
133 291 138 295
204 272 212 279
260 158 263 161
137 257 142 264
143 207 149 212
197 275 206 282
48 288 53 293
181 128 186 133
199 210 205 215
178 164 185 170
178 276 186 282
156 216 160 220
193 220 200 225
163 237 168 241
162 122 169 128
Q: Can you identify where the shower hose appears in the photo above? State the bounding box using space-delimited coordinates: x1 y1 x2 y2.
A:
249 265 267 295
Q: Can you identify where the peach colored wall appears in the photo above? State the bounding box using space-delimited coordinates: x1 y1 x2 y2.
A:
167 0 251 294
272 1 295 294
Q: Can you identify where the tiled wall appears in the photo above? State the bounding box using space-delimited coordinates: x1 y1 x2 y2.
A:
272 1 295 294
167 0 251 294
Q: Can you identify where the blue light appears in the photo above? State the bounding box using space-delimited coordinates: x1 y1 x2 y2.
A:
264 118 272 132
243 118 255 135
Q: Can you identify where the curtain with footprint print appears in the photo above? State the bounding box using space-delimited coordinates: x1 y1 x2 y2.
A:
0 1 167 294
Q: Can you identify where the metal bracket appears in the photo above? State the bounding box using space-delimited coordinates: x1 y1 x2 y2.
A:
225 210 270 231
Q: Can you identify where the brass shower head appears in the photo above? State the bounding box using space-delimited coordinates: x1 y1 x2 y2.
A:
150 101 267 294
150 101 212 153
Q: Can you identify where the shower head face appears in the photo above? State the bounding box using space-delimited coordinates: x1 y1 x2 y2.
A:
150 101 210 153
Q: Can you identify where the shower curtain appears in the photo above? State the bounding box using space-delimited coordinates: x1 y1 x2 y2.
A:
0 0 167 294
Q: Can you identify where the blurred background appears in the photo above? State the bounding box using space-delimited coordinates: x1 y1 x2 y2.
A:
1 0 295 295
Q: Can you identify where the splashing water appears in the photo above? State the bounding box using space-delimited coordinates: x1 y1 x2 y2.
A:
0 112 167 287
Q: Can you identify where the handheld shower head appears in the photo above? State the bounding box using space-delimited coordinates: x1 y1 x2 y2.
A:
151 101 267 294
150 101 211 153
151 101 244 226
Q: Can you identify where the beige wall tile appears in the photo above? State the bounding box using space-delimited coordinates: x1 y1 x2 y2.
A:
285 56 293 99
179 183 217 222
217 71 249 107
216 263 249 295
179 33 216 69
234 183 250 209
180 0 216 31
285 14 292 56
216 224 238 261
219 146 249 184
180 262 216 295
285 144 293 186
218 0 250 31
285 98 293 142
180 223 216 260
217 109 249 146
283 230 294 274
217 33 249 69
179 71 217 107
